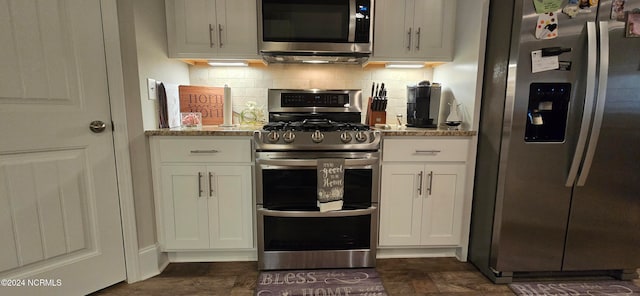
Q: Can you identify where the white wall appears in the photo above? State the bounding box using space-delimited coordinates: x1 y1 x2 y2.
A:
118 0 190 249
190 64 434 125
433 0 490 131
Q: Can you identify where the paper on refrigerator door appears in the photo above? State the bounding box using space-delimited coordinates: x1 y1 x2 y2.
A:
531 50 559 73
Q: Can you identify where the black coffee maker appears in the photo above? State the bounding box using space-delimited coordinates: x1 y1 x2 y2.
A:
406 81 441 128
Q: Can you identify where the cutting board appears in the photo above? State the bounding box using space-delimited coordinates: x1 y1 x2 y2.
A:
179 85 225 125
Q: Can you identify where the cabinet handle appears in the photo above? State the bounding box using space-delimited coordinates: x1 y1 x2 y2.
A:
218 24 223 48
427 171 433 196
198 172 203 197
190 149 219 154
209 172 214 197
209 24 214 48
417 171 423 195
407 27 412 51
415 150 441 154
415 27 421 51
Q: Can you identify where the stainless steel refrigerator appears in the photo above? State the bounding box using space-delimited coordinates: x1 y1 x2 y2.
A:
470 0 640 283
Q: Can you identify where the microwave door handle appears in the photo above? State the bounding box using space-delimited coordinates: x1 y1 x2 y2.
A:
347 0 356 42
566 22 598 187
577 21 610 186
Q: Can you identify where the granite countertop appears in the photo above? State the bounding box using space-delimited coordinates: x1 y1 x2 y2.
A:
144 126 476 137
144 125 258 136
377 127 476 137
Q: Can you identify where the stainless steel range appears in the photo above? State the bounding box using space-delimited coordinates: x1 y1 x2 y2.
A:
255 89 381 270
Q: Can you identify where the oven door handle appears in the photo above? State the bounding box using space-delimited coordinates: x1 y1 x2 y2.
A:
257 206 377 218
257 158 378 167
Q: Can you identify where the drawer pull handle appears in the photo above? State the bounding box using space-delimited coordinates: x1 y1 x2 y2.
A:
190 149 219 154
415 150 441 154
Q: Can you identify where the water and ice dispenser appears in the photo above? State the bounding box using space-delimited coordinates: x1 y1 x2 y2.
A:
525 83 571 142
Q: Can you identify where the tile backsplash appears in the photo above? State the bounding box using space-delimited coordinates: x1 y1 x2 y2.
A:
189 64 434 125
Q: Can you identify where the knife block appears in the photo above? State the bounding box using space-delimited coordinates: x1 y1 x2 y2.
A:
365 97 386 126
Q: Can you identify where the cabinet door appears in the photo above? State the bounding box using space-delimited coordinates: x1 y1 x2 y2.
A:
160 165 210 250
379 164 424 246
166 0 217 58
207 165 253 249
420 163 465 245
214 0 259 58
372 0 413 59
411 0 455 61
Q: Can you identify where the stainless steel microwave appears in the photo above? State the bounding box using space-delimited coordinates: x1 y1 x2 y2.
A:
258 0 373 64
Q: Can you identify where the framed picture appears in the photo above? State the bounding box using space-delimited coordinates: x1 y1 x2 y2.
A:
627 11 640 37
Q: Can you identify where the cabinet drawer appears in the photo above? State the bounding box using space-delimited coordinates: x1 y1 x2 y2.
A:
157 138 251 163
383 138 469 162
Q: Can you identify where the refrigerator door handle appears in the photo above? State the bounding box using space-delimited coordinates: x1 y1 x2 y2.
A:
565 22 598 187
576 21 610 186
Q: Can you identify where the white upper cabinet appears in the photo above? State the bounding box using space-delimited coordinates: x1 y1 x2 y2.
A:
165 0 259 59
372 0 456 61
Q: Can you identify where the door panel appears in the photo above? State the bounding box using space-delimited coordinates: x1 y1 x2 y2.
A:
216 0 258 56
492 0 591 272
171 0 216 54
0 151 92 269
420 164 465 245
209 166 253 249
564 3 640 270
0 0 125 294
379 164 423 246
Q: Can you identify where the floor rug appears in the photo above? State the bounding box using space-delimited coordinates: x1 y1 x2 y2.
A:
509 281 640 295
256 268 387 296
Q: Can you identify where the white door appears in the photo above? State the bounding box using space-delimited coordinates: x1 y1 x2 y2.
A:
160 165 210 250
208 165 253 249
0 0 126 295
420 164 465 245
169 0 217 57
215 0 259 57
379 164 424 246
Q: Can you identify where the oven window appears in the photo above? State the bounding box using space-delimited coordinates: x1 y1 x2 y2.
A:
262 0 350 42
263 215 371 251
261 169 373 210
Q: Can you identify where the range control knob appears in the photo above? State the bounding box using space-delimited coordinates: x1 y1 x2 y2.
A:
355 131 368 143
266 131 280 143
282 130 296 143
340 132 353 143
311 130 324 143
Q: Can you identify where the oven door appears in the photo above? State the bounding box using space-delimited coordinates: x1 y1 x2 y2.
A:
255 151 380 209
255 151 379 269
257 207 378 270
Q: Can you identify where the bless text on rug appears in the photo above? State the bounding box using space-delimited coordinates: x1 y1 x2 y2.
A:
256 268 387 296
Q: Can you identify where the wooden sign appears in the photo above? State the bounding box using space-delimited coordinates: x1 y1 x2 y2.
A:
179 85 225 125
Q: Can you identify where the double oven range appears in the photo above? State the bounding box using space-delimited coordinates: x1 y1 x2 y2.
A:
254 89 381 270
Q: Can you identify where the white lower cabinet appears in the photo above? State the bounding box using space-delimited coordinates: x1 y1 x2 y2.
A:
379 138 468 248
160 165 252 250
151 137 253 252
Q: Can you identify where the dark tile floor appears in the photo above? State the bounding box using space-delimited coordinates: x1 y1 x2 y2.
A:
91 258 640 296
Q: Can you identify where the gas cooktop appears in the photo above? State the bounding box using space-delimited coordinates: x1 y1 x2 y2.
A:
263 119 371 132
254 89 381 151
